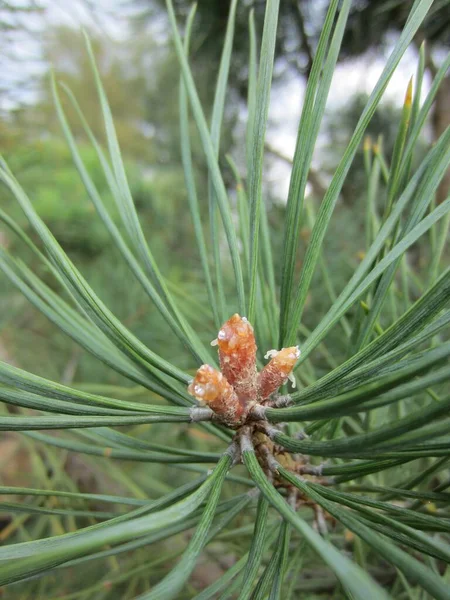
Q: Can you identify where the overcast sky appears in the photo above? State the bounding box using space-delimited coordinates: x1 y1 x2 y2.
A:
2 0 432 202
3 0 428 107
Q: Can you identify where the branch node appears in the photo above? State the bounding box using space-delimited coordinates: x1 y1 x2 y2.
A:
271 395 293 408
263 424 280 440
239 426 254 453
189 406 213 422
225 439 241 465
264 450 279 473
249 403 266 420
300 463 323 476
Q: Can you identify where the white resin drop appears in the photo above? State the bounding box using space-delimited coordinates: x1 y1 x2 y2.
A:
288 372 297 388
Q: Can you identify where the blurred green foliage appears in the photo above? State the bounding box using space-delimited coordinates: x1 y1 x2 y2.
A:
0 5 448 596
0 34 432 385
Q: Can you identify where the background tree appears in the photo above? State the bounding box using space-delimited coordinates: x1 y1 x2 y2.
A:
135 0 449 198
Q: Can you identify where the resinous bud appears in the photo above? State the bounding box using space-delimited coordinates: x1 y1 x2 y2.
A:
259 346 300 400
188 364 246 426
213 314 258 402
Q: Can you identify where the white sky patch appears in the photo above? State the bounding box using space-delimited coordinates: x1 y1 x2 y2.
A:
2 2 435 205
265 37 432 203
45 0 129 37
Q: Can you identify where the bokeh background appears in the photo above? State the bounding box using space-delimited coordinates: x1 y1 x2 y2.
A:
0 1 449 593
1 0 448 377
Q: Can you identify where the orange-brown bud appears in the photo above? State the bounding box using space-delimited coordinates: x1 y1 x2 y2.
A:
259 346 300 400
211 314 258 402
188 364 246 426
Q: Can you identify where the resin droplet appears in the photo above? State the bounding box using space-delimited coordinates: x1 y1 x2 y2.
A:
259 346 300 400
215 313 258 402
188 364 246 426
